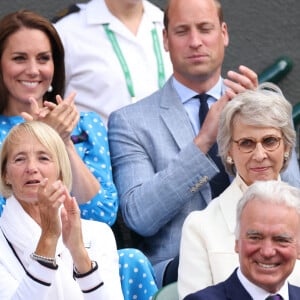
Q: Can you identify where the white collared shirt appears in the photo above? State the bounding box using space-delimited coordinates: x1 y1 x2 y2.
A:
237 267 289 300
172 76 224 135
54 0 173 125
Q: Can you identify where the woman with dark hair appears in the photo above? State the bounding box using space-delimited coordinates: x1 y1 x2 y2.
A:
0 9 117 225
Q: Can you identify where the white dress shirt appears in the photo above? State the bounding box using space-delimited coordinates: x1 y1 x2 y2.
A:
172 76 223 134
237 267 288 300
54 0 173 125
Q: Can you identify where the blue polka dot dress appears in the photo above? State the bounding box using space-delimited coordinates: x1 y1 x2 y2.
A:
118 249 158 300
0 113 158 300
0 112 118 225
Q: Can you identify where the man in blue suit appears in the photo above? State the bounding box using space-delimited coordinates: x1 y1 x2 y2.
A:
184 180 300 300
108 0 300 287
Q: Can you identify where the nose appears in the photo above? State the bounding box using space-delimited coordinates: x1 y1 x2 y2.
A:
251 142 267 161
189 29 202 48
259 239 276 258
25 60 39 77
25 159 38 174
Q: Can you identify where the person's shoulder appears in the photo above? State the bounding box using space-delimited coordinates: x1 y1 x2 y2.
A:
289 283 300 294
111 88 163 117
79 111 105 124
183 196 221 231
109 78 174 127
185 270 241 299
184 283 226 300
143 0 164 18
52 3 83 24
183 210 204 228
78 112 107 133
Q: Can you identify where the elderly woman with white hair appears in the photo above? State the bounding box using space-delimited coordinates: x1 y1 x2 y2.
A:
178 82 300 299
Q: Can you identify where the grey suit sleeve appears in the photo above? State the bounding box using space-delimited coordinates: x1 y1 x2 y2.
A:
108 109 218 237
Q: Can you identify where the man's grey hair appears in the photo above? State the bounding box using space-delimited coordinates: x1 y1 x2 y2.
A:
235 180 300 238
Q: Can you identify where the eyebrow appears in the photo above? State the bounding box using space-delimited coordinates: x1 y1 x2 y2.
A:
246 230 261 236
12 50 52 55
274 233 294 242
11 150 51 157
246 230 294 241
234 134 282 140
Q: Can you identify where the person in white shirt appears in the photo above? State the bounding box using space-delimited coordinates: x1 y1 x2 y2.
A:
54 0 173 125
0 121 123 299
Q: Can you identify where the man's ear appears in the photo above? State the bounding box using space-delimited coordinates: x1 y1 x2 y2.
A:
297 244 300 260
234 239 239 254
222 22 229 48
163 29 169 52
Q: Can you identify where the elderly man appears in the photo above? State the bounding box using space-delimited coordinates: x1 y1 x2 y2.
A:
184 180 300 300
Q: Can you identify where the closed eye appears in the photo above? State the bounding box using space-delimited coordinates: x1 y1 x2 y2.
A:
12 55 26 62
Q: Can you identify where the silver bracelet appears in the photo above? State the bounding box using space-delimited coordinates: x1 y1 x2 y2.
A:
30 252 57 268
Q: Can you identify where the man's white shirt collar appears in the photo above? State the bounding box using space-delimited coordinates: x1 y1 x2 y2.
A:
237 267 289 300
172 76 224 104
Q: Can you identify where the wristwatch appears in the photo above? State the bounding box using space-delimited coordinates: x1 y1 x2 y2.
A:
73 260 98 278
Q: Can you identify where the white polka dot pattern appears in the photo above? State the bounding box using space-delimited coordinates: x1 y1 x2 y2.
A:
118 249 158 300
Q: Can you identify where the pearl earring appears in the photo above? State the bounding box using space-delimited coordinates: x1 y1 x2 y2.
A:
284 152 289 161
47 85 53 93
226 156 234 164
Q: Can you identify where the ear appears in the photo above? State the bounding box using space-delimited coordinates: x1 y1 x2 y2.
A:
227 149 233 160
234 239 239 254
222 22 229 48
163 28 169 52
284 145 291 153
5 173 10 185
297 242 300 260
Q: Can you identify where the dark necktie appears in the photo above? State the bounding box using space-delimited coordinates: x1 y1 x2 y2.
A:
197 94 230 198
265 294 283 300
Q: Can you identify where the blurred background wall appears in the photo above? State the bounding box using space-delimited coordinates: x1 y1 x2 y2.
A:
1 0 300 107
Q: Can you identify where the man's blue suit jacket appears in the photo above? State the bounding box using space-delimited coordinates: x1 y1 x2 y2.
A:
108 76 300 286
108 77 221 285
184 269 300 300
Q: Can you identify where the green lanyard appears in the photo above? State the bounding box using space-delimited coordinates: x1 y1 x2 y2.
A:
103 23 166 103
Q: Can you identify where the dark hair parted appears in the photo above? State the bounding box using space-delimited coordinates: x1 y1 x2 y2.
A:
0 10 65 113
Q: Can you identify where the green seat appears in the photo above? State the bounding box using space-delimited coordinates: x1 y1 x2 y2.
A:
152 282 179 300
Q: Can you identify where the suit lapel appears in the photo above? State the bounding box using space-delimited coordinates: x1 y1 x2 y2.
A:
224 271 300 300
225 269 253 299
218 178 244 233
159 78 195 150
